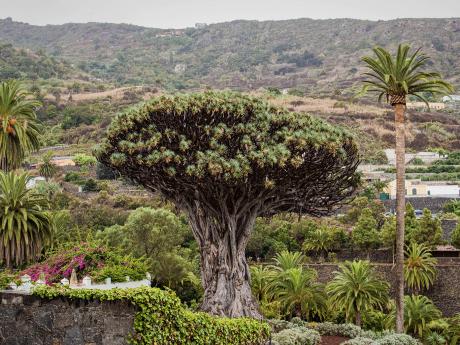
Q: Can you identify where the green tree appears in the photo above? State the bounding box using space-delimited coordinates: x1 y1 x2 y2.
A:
0 172 53 266
405 203 419 242
404 295 442 338
271 267 327 321
39 152 58 181
96 92 360 318
351 208 381 256
361 44 453 332
0 80 42 171
327 260 389 326
411 209 442 246
404 242 437 295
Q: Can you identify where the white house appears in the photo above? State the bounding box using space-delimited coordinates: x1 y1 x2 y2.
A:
384 149 442 165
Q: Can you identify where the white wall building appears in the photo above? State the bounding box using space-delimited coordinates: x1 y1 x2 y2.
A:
384 149 442 165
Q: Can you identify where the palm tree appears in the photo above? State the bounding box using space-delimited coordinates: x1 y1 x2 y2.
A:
270 250 306 272
271 267 327 320
327 260 389 326
39 152 58 181
250 265 274 303
0 171 53 266
404 242 437 295
361 44 454 332
0 80 42 171
404 295 442 338
303 226 333 261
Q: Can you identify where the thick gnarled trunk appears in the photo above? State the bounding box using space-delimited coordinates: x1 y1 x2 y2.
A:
185 203 262 319
199 236 261 318
394 103 406 333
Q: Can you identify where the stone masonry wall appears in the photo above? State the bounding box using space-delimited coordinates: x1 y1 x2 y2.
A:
0 292 136 345
309 263 460 317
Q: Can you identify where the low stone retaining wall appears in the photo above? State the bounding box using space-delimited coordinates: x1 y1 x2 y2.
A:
309 263 460 317
0 292 135 345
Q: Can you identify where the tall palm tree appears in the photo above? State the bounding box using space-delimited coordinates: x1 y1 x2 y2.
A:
0 80 42 171
0 171 53 267
361 44 454 332
271 267 327 320
404 242 437 295
326 260 389 326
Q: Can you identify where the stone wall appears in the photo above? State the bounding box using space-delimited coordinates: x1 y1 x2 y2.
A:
309 263 460 317
0 292 135 345
382 197 454 213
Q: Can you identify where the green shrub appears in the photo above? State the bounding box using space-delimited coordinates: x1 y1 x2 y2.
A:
342 337 374 345
73 153 97 167
272 327 320 345
33 286 270 345
313 322 364 338
64 171 84 184
374 334 420 345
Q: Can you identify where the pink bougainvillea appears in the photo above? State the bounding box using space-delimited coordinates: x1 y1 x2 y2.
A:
20 242 106 285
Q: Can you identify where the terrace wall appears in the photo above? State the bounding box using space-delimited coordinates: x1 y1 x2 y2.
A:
0 292 135 345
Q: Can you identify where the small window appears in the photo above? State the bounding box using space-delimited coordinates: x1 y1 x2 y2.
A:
428 190 431 196
412 188 417 195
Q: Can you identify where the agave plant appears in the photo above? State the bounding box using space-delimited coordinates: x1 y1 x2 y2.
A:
0 171 53 266
327 260 389 326
404 242 437 295
404 295 442 338
0 80 42 171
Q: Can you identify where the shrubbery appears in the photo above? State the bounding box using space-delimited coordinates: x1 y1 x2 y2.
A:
20 242 148 284
33 286 270 345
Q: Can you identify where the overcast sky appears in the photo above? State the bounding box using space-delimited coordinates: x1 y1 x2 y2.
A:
2 0 460 28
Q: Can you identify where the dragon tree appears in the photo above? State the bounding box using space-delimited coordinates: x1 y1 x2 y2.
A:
96 92 360 318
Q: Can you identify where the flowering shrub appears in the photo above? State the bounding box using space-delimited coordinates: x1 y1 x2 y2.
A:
20 242 148 284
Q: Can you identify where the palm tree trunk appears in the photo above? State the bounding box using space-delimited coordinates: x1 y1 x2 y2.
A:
394 103 406 333
355 311 361 327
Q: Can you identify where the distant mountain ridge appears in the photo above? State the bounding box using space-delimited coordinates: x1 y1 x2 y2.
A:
1 17 459 94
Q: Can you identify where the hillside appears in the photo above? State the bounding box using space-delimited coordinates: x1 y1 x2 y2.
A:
0 42 85 81
1 17 459 94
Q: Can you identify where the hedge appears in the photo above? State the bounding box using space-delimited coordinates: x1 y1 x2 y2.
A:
33 286 270 345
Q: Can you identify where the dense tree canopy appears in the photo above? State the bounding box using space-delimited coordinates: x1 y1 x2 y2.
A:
97 91 360 318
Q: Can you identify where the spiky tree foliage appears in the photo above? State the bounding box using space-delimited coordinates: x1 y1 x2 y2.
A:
97 92 360 318
404 295 442 338
0 172 52 267
0 80 42 171
327 260 389 326
38 152 58 181
361 44 453 332
404 242 437 295
271 267 327 320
